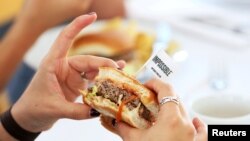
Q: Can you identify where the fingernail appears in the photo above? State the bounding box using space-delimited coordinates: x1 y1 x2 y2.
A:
87 12 96 15
115 64 120 69
117 66 122 70
116 65 122 70
112 119 117 127
90 109 100 117
80 73 85 79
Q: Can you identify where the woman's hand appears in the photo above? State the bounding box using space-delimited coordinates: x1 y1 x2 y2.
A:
102 79 207 141
11 13 125 133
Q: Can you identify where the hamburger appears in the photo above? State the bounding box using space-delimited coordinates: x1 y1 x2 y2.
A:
80 67 159 129
70 31 135 61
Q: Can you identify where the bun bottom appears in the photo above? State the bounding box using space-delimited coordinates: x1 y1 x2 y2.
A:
82 92 151 129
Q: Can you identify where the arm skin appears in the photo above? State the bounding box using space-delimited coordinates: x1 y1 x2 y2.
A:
0 14 45 91
0 0 125 91
88 0 126 19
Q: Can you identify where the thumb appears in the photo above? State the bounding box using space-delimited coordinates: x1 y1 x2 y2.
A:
62 102 96 120
100 117 140 141
116 122 141 141
193 117 208 141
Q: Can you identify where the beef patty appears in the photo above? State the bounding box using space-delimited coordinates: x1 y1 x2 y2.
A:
88 80 152 122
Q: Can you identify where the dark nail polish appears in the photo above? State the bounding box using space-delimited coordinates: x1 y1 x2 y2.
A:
87 12 96 15
90 109 100 117
112 119 117 127
80 74 85 80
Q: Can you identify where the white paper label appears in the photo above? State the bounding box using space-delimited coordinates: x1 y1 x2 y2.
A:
136 49 176 83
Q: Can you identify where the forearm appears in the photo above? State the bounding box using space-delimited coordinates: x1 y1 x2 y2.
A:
89 0 126 19
0 14 45 90
0 122 17 141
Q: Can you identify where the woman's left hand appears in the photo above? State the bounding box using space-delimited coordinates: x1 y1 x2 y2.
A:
11 13 125 132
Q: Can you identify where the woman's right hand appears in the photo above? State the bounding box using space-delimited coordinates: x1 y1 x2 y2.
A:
102 78 207 141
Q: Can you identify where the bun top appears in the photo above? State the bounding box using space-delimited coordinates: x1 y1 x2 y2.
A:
96 67 159 117
69 31 135 61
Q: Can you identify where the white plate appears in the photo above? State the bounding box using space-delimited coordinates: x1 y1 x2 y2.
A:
199 0 250 5
188 93 250 125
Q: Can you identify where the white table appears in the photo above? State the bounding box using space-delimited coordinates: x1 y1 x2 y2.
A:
22 0 250 140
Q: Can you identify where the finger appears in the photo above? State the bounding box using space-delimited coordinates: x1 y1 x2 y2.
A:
62 102 99 120
193 117 207 134
144 78 187 119
100 115 140 141
116 122 141 141
144 78 175 101
193 117 208 141
100 116 118 135
81 60 126 80
116 60 126 69
68 55 120 73
48 13 97 60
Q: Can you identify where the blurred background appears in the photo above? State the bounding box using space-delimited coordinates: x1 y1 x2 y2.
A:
1 0 250 140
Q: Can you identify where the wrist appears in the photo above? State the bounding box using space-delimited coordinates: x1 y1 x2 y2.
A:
11 103 43 133
11 95 56 133
0 107 41 141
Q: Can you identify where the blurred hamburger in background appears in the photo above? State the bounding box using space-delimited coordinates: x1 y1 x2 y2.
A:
69 18 155 75
70 30 135 61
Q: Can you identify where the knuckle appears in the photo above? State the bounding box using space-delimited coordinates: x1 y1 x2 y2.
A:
162 83 173 92
186 123 196 136
74 16 83 24
149 78 173 92
174 120 196 140
167 115 183 129
145 78 157 87
68 108 82 120
168 118 196 140
149 78 158 83
60 27 72 40
61 106 84 120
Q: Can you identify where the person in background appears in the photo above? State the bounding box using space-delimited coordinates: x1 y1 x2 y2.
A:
0 13 207 141
0 0 125 109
